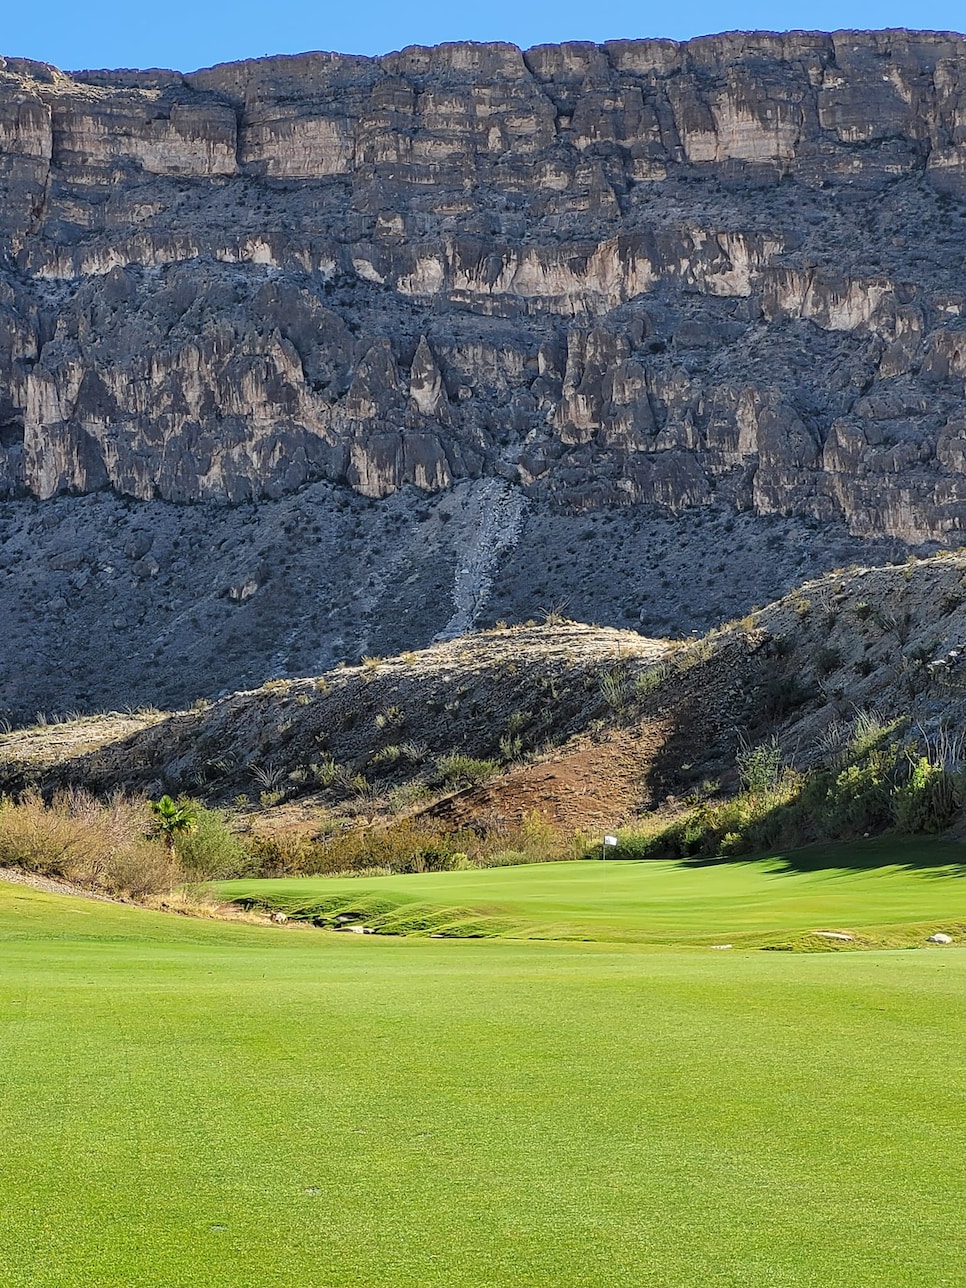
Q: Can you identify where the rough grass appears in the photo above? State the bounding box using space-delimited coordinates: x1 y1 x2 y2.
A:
218 837 966 948
1 880 964 1287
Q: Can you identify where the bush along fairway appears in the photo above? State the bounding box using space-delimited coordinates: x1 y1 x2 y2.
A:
218 839 966 949
1 878 964 1288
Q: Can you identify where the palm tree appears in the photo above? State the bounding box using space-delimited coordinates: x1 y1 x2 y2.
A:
149 795 197 857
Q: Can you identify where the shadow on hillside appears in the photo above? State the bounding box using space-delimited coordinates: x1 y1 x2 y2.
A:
638 635 787 807
635 632 966 877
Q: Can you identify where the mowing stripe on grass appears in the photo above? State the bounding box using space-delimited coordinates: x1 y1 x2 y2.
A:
218 840 966 947
1 881 964 1287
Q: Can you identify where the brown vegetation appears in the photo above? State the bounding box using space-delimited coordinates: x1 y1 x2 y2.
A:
0 790 179 899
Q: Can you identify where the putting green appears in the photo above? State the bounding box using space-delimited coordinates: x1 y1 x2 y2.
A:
1 879 964 1287
219 838 966 946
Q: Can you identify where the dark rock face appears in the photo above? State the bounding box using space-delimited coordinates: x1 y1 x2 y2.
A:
1 31 966 541
5 31 966 717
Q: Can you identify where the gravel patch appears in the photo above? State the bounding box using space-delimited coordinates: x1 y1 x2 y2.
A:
0 866 119 902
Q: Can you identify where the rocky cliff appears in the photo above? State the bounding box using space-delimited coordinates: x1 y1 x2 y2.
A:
6 31 966 719
2 30 966 541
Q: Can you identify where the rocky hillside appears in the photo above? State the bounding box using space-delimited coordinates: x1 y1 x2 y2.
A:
4 553 966 833
0 483 896 721
3 31 966 715
0 623 669 823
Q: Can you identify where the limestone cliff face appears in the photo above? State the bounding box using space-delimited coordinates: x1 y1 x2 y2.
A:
4 32 966 538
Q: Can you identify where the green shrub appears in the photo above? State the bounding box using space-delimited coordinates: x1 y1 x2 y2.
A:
598 665 632 711
634 663 671 698
603 715 966 865
175 805 254 880
434 754 499 789
824 752 896 834
848 710 897 760
737 736 783 794
893 758 962 833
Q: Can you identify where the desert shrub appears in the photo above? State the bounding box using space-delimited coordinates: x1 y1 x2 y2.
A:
816 710 898 771
388 782 433 813
518 812 579 863
634 663 671 698
376 705 405 730
673 637 715 673
0 790 85 877
758 674 811 719
243 831 314 877
176 805 254 880
241 812 585 878
598 665 632 711
250 763 286 791
261 679 288 692
893 757 962 833
0 789 178 898
737 735 783 794
474 848 530 868
398 848 469 874
100 842 181 900
434 754 499 788
242 820 469 878
310 755 340 787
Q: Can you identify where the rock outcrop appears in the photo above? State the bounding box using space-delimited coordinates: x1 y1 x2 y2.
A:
2 32 966 540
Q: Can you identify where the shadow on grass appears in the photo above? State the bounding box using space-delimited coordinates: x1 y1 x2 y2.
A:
681 835 966 877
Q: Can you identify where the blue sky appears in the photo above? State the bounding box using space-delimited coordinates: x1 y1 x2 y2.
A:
4 1 964 73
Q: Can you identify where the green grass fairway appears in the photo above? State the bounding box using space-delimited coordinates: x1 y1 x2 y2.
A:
218 838 966 947
2 879 965 1287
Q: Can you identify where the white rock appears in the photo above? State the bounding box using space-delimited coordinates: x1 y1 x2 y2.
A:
928 933 953 944
711 944 733 950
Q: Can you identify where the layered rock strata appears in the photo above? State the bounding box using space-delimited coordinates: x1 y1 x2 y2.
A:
1 32 966 540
